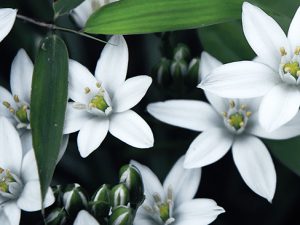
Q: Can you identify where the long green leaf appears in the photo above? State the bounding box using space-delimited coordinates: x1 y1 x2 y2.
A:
84 0 242 34
53 0 85 18
31 34 68 201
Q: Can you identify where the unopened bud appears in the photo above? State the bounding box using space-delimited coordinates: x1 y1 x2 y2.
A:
171 59 188 78
173 43 191 61
108 206 133 225
110 184 129 207
45 208 67 225
152 58 172 86
186 58 200 86
119 164 144 207
90 184 111 218
63 184 88 216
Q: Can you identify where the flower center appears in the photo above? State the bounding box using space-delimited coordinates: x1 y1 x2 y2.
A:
89 95 109 112
283 62 300 79
0 167 23 200
223 100 251 134
280 46 300 82
159 202 171 223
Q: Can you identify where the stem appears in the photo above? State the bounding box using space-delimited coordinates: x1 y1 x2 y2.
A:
16 14 109 44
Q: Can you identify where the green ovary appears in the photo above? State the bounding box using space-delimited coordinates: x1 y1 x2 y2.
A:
0 169 15 193
159 203 170 223
16 105 29 124
229 113 244 130
283 61 300 78
90 95 109 112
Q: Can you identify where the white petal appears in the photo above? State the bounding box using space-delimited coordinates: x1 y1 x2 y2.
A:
95 35 129 96
20 131 32 155
21 150 38 183
163 155 201 207
0 117 22 175
2 202 21 225
10 49 34 103
0 86 15 119
259 84 300 131
199 51 222 80
109 110 154 148
174 199 225 225
242 2 289 69
184 128 233 169
147 100 221 132
205 92 228 114
57 135 69 162
199 61 279 98
77 117 109 157
112 75 152 113
71 0 94 28
68 59 98 104
130 160 165 205
0 8 17 42
232 135 276 202
288 6 300 51
17 181 55 211
63 103 92 134
247 112 300 140
74 210 100 225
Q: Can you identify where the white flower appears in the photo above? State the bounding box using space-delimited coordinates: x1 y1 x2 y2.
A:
147 52 300 202
0 8 17 42
199 2 300 131
74 210 99 225
72 0 119 28
131 156 224 225
0 49 69 158
0 116 54 225
64 35 154 158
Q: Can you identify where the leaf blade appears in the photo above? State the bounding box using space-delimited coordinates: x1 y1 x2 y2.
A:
53 0 85 18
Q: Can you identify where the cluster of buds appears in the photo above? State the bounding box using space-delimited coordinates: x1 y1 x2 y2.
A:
45 164 144 225
152 43 200 87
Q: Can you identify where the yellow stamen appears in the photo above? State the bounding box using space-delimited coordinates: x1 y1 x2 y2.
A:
280 47 287 56
229 100 235 108
13 95 19 103
246 111 252 117
2 101 10 108
295 46 300 55
84 87 91 94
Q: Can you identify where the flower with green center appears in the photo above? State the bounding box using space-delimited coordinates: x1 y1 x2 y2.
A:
131 156 224 225
0 117 55 225
0 49 69 157
199 2 300 132
63 35 154 158
147 52 300 202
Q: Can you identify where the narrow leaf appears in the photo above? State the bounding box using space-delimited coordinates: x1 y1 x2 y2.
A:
84 0 242 34
53 0 85 18
31 34 69 201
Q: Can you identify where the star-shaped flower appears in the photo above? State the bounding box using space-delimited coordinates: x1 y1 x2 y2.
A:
64 35 154 158
0 49 69 157
0 8 16 42
0 116 54 225
200 2 300 131
147 52 300 202
72 0 119 28
131 156 224 225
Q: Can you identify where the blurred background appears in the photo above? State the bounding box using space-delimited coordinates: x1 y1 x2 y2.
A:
1 0 300 224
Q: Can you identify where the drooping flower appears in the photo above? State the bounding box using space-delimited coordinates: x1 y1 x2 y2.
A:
199 2 300 131
72 0 119 28
0 116 54 225
147 52 300 202
0 49 69 157
64 35 154 158
0 8 17 42
131 156 224 225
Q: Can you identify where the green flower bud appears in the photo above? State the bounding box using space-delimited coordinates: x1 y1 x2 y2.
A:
90 184 111 218
152 58 172 86
108 206 133 225
63 184 88 216
45 208 67 225
110 184 129 207
52 185 64 206
173 43 191 61
119 164 144 207
186 57 200 86
171 59 188 78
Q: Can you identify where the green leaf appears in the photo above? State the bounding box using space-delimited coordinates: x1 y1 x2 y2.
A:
266 138 300 176
31 34 69 201
84 0 242 34
53 0 84 18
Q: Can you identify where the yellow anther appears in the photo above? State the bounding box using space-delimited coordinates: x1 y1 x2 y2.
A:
240 104 247 110
2 101 10 108
96 82 101 88
239 121 244 127
295 46 300 55
13 95 19 103
222 112 227 117
246 111 252 117
153 194 162 204
9 108 15 113
229 100 235 108
84 87 91 94
280 47 287 56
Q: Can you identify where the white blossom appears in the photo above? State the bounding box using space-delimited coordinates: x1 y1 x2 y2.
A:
147 52 300 202
199 2 300 131
0 8 16 42
64 35 154 158
73 210 100 225
131 156 224 225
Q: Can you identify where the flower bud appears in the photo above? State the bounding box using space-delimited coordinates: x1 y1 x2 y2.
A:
90 184 111 218
119 164 144 206
173 43 191 61
170 59 188 78
186 57 200 86
108 206 133 225
45 208 67 225
152 58 172 86
110 184 129 207
63 184 88 216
